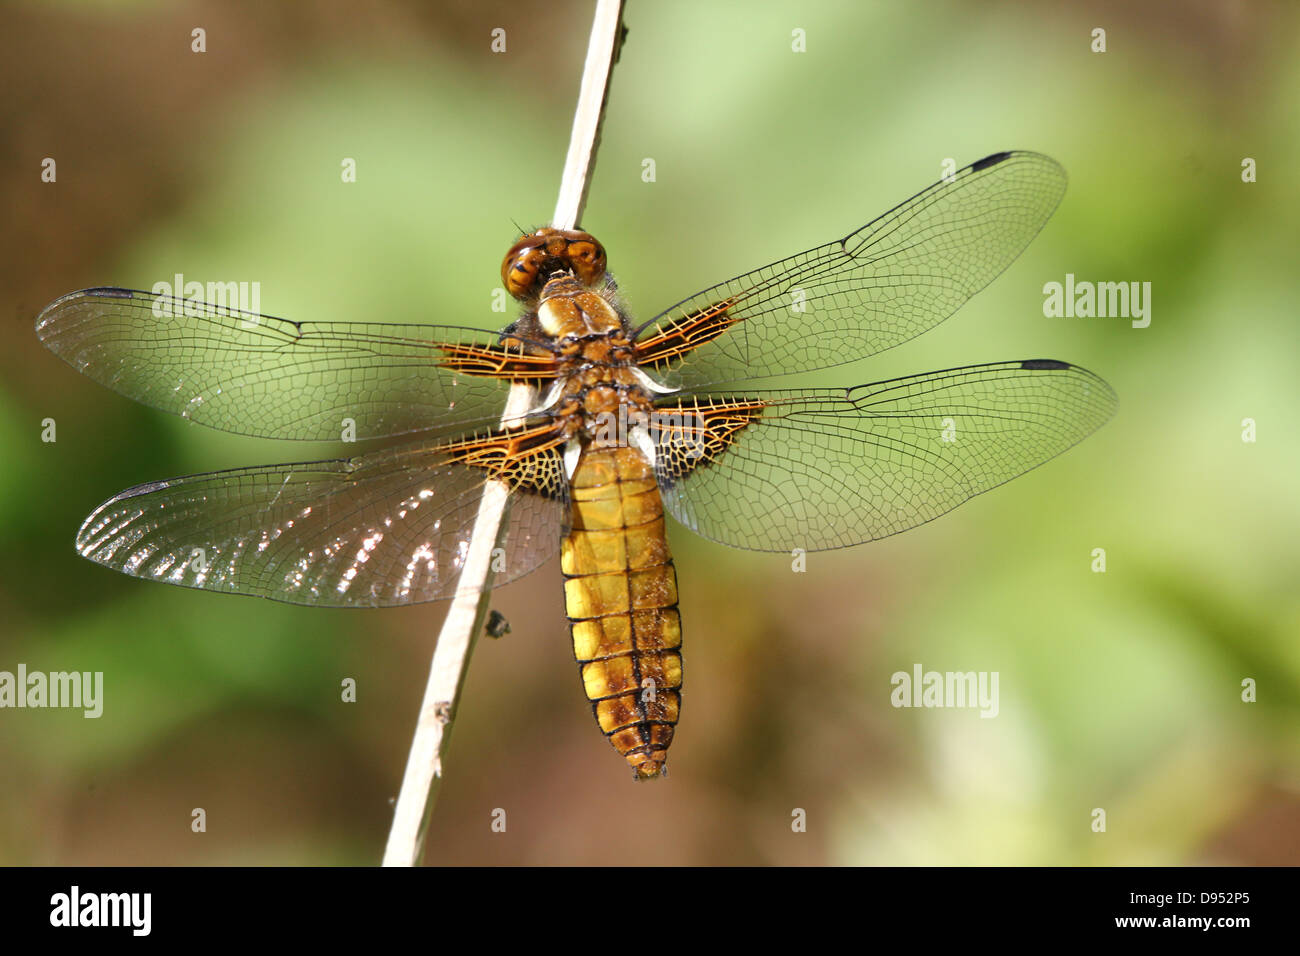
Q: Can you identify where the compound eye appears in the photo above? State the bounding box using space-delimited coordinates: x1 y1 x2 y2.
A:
566 239 607 283
501 235 547 298
505 252 544 298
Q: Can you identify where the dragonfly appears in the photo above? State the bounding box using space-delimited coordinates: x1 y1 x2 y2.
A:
36 151 1115 779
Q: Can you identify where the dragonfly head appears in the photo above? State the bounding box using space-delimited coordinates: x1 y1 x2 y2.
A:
502 227 607 299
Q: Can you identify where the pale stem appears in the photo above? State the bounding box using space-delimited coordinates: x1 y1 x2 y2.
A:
382 0 625 867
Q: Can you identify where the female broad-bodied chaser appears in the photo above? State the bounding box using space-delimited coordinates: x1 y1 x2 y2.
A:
36 151 1115 778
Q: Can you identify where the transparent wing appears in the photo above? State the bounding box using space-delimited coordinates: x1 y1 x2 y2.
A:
653 360 1115 551
635 152 1067 389
75 431 568 607
36 287 558 440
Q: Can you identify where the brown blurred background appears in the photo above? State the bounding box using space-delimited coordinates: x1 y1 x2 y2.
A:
2 0 1298 865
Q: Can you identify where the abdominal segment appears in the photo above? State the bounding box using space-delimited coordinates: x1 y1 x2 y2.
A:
562 445 682 779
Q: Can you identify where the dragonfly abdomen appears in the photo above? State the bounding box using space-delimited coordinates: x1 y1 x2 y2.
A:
562 445 681 779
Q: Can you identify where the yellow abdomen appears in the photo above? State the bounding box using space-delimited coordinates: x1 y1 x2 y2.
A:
562 444 682 779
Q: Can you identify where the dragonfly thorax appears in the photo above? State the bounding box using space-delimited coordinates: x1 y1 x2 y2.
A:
536 285 623 338
502 272 631 351
550 361 659 445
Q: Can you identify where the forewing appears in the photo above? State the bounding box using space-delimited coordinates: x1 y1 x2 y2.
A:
75 428 568 607
652 360 1115 551
36 287 558 440
636 152 1067 388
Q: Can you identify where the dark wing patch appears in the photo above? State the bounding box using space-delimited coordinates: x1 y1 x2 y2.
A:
76 424 568 607
651 360 1115 551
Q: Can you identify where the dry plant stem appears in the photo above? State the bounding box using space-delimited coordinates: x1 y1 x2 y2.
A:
553 0 624 230
382 0 625 867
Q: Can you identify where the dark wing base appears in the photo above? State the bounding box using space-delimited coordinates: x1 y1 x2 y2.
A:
76 425 568 608
650 360 1116 552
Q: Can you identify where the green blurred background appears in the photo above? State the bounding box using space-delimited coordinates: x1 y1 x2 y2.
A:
2 0 1297 865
